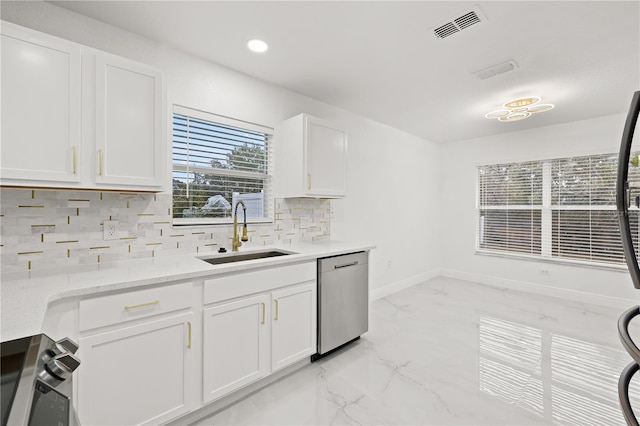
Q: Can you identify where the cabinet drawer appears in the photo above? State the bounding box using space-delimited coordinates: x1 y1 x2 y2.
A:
204 261 316 305
79 282 192 331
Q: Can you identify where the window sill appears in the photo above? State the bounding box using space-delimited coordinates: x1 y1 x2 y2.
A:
475 250 629 273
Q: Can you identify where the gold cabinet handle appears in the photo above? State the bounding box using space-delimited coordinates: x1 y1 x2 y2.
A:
307 173 311 190
187 321 192 349
72 146 77 174
274 299 279 320
99 149 103 176
124 300 159 310
261 302 266 324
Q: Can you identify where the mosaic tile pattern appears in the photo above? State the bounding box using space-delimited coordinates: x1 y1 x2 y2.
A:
0 188 330 272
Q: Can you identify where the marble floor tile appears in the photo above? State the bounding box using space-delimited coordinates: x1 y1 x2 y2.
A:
193 277 640 425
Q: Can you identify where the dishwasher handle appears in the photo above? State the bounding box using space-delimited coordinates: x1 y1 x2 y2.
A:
334 261 359 269
319 251 368 273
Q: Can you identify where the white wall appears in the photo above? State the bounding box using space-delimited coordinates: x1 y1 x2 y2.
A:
440 113 639 306
1 1 442 293
6 2 632 306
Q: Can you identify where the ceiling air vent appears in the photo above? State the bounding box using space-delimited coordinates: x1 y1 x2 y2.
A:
434 22 460 39
433 6 486 39
454 11 481 30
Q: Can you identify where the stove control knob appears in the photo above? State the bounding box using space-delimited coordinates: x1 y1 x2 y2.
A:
52 337 79 355
45 352 81 381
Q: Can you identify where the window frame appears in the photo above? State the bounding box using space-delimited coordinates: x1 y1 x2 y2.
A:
171 105 274 226
476 152 637 270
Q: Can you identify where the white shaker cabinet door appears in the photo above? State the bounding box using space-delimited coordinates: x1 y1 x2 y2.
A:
94 54 163 189
280 113 347 198
305 117 347 197
77 313 194 426
271 282 317 371
1 24 81 184
202 294 270 403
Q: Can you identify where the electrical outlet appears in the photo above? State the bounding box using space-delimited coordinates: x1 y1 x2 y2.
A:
539 269 550 276
387 260 392 269
103 220 119 241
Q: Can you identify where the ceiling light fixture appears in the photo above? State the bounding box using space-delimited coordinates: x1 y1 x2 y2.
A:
247 39 268 53
486 96 555 122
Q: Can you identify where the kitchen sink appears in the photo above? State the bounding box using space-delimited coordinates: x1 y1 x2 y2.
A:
200 250 293 265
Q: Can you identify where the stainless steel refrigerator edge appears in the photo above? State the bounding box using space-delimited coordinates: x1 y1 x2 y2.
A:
315 251 369 359
615 90 640 426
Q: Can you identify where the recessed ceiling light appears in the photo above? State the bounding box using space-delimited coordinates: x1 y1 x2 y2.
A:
247 39 268 53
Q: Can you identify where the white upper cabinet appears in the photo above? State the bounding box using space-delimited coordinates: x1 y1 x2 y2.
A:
280 113 347 198
0 22 165 192
1 23 82 184
92 54 164 189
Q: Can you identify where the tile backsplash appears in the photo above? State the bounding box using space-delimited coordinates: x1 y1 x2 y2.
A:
0 188 330 272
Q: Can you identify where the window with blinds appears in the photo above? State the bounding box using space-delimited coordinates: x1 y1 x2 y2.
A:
172 106 273 225
551 154 622 263
477 152 640 266
478 161 542 255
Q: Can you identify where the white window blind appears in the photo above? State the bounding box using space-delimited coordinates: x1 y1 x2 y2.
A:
477 152 640 266
172 106 273 225
478 161 543 255
551 154 621 263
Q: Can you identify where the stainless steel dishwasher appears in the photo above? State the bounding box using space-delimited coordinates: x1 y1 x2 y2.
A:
313 251 368 360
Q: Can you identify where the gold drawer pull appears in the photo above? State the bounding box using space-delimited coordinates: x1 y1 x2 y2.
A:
125 300 159 310
187 321 192 349
307 173 311 190
261 302 266 324
99 149 104 176
274 299 279 320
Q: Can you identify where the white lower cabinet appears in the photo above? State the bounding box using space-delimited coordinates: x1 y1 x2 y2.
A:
202 262 317 404
202 294 270 403
78 313 194 426
202 282 316 404
77 282 195 426
73 262 317 424
271 283 317 372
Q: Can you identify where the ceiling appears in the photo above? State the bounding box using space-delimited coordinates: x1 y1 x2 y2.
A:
51 1 640 143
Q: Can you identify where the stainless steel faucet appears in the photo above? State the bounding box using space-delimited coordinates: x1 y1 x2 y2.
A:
232 201 249 251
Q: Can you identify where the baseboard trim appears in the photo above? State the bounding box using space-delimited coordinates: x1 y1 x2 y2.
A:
440 268 637 310
167 359 309 426
370 269 441 301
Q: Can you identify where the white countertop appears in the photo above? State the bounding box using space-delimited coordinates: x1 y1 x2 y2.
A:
1 240 374 342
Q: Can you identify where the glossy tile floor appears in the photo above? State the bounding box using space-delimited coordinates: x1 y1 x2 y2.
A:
194 277 640 425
